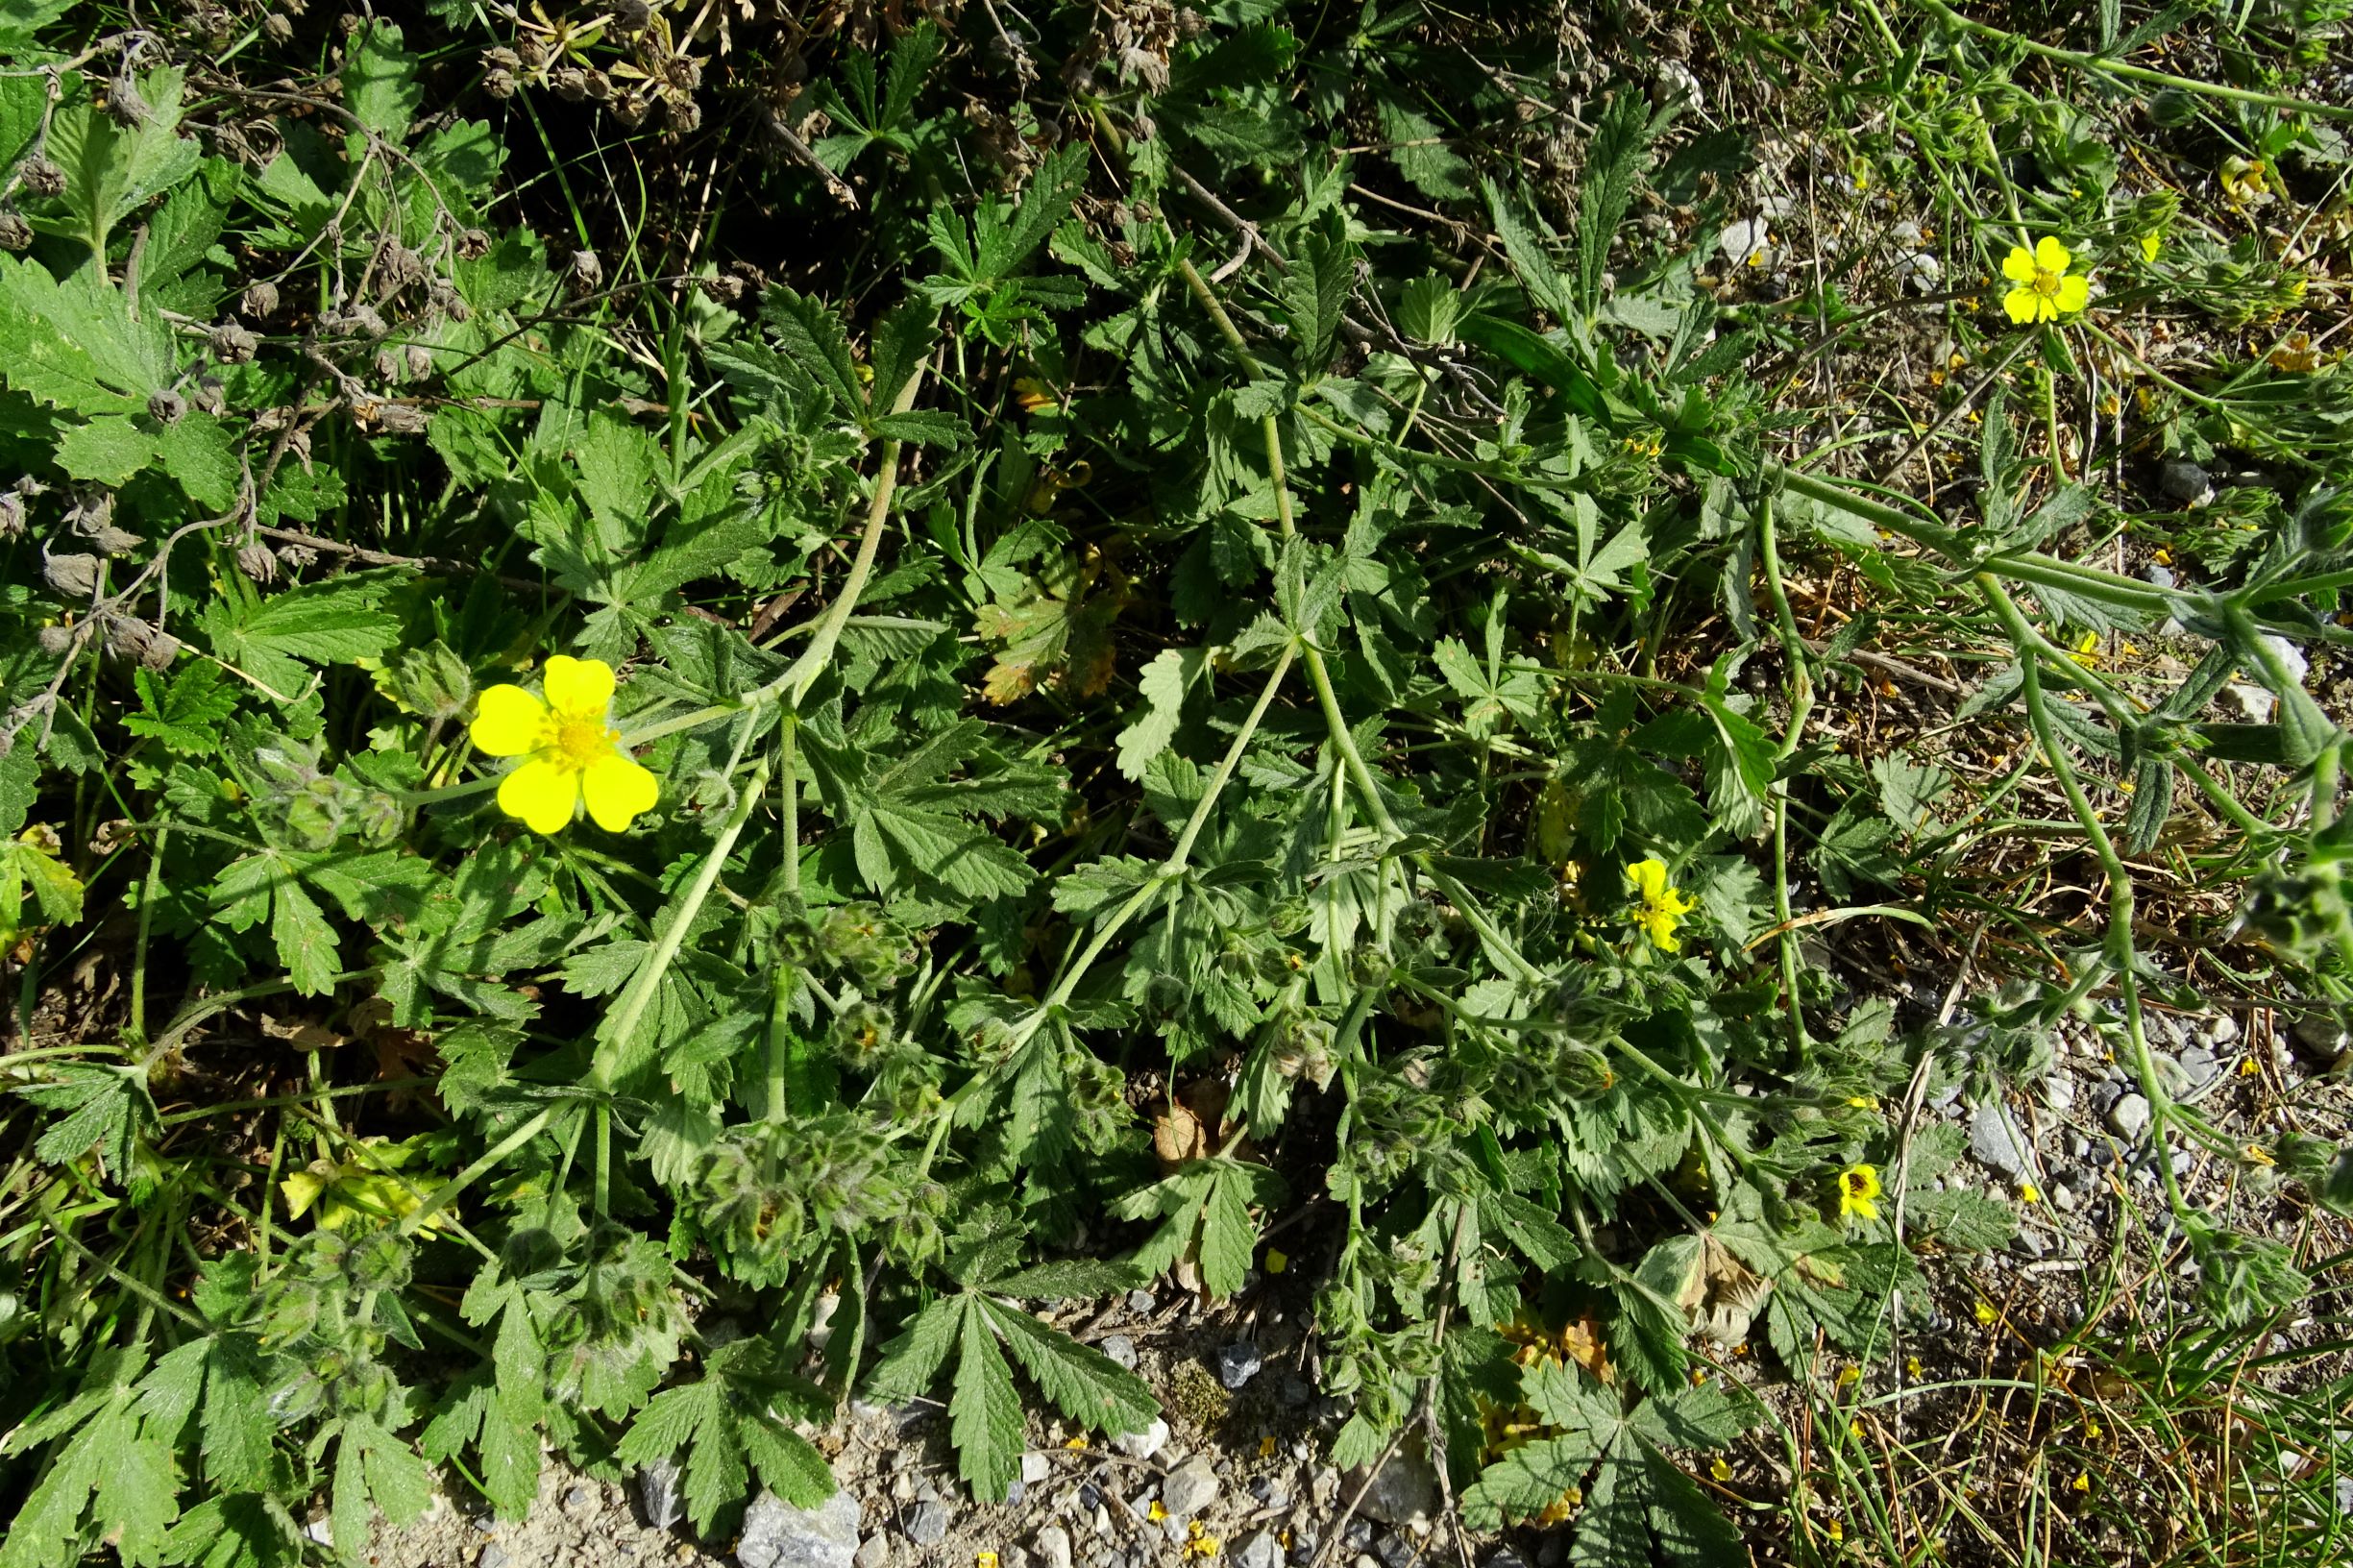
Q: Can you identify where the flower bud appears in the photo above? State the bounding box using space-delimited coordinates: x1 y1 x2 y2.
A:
242 280 280 318
147 389 187 425
236 541 279 582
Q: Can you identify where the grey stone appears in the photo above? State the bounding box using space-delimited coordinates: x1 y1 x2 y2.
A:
2066 1134 2090 1159
1236 1531 1284 1568
1101 1335 1138 1370
1005 1480 1027 1507
1126 1290 1158 1314
1035 1526 1073 1568
739 1492 865 1568
1969 1102 2034 1181
564 1483 599 1516
1289 1525 1322 1565
1374 1533 1420 1568
1352 1445 1439 1530
1342 1520 1376 1554
1021 1453 1051 1486
2105 1092 2152 1140
1005 1549 1032 1568
2157 458 2213 506
2044 1076 2076 1115
1161 1456 1219 1519
904 1500 953 1548
2208 1015 2241 1046
2089 1080 2125 1116
1113 1418 1169 1461
2178 1047 2221 1093
857 1538 894 1568
638 1458 686 1531
478 1548 509 1568
1354 1556 1382 1568
2050 1181 2078 1213
2150 1054 2191 1097
1277 1374 1313 1408
1214 1341 1264 1390
1483 1554 1529 1568
2337 1476 2353 1517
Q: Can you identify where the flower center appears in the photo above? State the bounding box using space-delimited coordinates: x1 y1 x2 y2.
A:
2032 267 2062 296
550 715 613 770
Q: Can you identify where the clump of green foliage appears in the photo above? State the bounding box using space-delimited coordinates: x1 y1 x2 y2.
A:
2 3 2351 1564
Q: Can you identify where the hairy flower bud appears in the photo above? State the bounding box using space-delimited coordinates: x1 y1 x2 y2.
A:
148 389 187 425
236 540 279 583
241 279 280 319
17 155 62 196
41 549 102 599
0 210 31 252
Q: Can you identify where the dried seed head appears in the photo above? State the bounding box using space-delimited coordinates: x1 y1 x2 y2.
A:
148 389 187 425
0 210 31 252
209 322 258 362
242 279 280 318
664 95 702 134
568 248 603 289
456 228 491 260
262 12 293 42
376 240 425 290
278 540 319 569
236 540 279 582
0 490 22 538
375 404 430 435
17 155 62 196
374 346 401 381
481 46 519 71
404 343 433 380
483 66 517 99
613 0 652 32
41 549 102 599
551 66 589 101
191 376 227 416
37 624 75 654
427 278 471 321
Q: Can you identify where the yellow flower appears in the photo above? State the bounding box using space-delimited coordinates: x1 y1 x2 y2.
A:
1837 1164 1881 1223
1625 857 1696 952
280 1137 448 1232
1148 1501 1169 1524
2219 155 2271 208
1999 236 2091 325
470 655 658 835
2139 232 2162 263
1263 1247 1288 1274
2020 1184 2040 1204
1973 1299 1998 1326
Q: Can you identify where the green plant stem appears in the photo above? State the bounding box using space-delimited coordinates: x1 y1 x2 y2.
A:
1977 576 2189 1217
1909 0 2353 121
1042 646 1298 1015
124 826 166 1049
399 1102 563 1238
594 753 774 1090
1756 495 1815 1056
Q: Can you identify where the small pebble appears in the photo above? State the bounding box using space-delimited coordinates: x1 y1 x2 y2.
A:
1215 1342 1265 1390
1236 1532 1283 1568
1101 1335 1138 1370
2106 1092 2151 1140
1161 1456 1220 1520
1113 1419 1169 1462
857 1539 894 1568
2208 1015 2241 1046
1374 1533 1420 1568
1126 1290 1158 1314
1035 1527 1072 1568
1021 1453 1051 1486
1343 1520 1376 1554
478 1548 508 1568
904 1501 953 1548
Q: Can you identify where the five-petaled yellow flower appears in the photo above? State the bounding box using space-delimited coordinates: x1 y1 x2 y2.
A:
1837 1163 1881 1223
2000 236 2091 325
470 654 658 835
1626 857 1697 952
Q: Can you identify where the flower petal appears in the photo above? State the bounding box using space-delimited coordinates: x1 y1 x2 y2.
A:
542 654 616 719
2055 274 2091 314
2000 246 2040 284
2035 234 2071 273
580 750 659 832
2002 286 2039 325
498 757 580 835
471 684 548 756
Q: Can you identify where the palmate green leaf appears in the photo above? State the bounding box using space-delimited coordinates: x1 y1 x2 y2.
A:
1111 1158 1286 1299
952 1301 1025 1501
0 253 168 417
343 22 422 139
329 1411 431 1563
201 572 404 700
1282 211 1353 380
42 67 202 255
763 288 868 414
126 662 238 753
1116 647 1206 781
979 1297 1156 1439
864 1296 966 1403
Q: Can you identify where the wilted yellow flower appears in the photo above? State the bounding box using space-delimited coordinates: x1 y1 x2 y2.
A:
2000 237 2091 325
2219 155 2271 208
470 655 658 834
1626 857 1696 952
1837 1164 1882 1223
